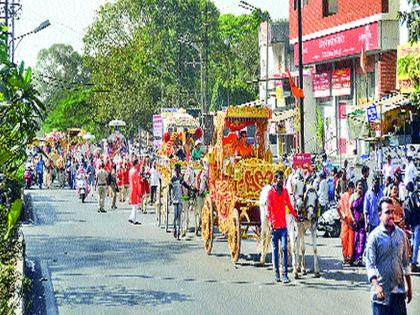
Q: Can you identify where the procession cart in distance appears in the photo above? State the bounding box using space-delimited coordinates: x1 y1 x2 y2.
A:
155 109 203 231
201 104 280 264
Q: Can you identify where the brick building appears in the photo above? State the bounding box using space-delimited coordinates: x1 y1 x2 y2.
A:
288 0 400 156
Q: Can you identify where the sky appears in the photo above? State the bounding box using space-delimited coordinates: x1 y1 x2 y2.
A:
13 0 289 67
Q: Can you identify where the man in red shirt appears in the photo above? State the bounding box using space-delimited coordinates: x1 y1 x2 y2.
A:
267 170 298 283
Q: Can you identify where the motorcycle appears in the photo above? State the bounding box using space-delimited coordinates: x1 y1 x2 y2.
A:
76 174 89 203
24 167 33 189
317 204 341 237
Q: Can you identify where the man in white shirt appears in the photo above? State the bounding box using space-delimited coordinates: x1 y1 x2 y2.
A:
404 155 418 186
382 155 394 182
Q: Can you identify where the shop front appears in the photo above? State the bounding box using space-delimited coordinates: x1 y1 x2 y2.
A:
294 20 399 157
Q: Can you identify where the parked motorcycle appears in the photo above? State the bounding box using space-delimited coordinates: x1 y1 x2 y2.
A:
317 204 341 237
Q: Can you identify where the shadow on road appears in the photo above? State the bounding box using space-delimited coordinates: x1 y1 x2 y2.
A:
54 285 191 307
26 235 202 273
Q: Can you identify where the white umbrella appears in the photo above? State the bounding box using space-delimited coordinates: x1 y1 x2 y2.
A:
109 120 126 127
82 133 95 140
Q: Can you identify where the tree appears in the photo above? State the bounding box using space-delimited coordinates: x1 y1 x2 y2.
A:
399 0 419 44
0 25 45 313
42 88 96 133
34 43 90 110
83 0 221 137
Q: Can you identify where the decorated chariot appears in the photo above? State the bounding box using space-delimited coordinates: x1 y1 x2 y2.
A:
201 103 288 263
155 109 204 233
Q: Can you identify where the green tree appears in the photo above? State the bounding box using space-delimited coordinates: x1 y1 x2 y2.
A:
0 25 45 313
34 43 90 110
399 0 420 44
42 88 96 133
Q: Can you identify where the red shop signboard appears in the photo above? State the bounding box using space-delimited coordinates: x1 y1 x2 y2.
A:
312 72 330 98
332 68 351 96
294 22 378 65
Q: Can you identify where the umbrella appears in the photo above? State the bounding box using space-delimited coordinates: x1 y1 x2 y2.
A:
109 120 126 127
82 133 95 140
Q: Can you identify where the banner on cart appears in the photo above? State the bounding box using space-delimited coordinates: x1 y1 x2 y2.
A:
293 153 312 169
153 115 163 149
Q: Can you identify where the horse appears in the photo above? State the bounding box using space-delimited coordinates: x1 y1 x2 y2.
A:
290 174 320 278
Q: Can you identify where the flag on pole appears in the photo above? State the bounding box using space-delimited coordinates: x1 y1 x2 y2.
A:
360 46 367 73
286 69 304 99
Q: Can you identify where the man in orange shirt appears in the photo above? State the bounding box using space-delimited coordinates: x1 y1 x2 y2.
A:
235 131 253 158
267 170 299 283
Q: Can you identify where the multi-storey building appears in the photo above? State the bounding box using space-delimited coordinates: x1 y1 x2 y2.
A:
288 0 400 155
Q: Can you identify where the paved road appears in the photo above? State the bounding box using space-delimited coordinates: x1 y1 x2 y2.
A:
22 188 420 315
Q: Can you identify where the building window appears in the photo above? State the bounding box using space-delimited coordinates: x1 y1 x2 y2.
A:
323 0 338 16
294 0 309 10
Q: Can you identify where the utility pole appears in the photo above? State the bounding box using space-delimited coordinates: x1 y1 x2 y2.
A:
204 0 209 115
265 20 270 106
297 0 305 153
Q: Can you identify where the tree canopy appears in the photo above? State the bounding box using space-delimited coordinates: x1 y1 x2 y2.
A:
34 43 89 110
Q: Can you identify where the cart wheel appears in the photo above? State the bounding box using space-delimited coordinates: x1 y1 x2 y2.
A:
228 208 241 264
201 196 213 255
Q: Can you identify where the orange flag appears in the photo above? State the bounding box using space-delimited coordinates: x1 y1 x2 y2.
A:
287 69 304 99
360 46 367 73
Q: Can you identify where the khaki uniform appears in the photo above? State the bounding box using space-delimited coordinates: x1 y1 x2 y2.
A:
96 169 108 210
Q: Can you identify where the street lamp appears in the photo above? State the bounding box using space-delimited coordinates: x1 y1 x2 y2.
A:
11 19 51 62
239 1 270 106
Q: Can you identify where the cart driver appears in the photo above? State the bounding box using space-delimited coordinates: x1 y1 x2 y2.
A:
235 130 254 158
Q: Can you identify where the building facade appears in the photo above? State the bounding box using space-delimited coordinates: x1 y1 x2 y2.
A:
289 0 400 156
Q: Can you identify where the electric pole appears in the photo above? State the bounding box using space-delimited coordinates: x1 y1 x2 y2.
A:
297 0 305 153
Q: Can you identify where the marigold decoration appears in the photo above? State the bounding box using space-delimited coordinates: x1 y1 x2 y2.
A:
195 128 203 139
163 132 170 143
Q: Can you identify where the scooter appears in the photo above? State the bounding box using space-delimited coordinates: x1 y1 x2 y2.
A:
76 174 89 203
24 167 33 189
317 204 341 237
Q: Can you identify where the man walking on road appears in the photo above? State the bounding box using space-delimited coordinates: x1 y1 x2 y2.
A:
95 163 108 213
128 159 142 225
366 197 412 315
267 170 298 283
364 177 383 234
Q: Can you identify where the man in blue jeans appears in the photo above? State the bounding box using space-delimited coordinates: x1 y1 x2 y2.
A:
267 170 298 283
366 197 412 315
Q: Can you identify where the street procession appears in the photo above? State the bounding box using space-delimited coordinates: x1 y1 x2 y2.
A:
1 0 419 314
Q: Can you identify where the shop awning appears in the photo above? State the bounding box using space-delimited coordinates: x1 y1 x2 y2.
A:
271 108 295 122
347 92 412 120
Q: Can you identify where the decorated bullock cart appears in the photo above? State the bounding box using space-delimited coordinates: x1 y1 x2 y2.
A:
201 104 287 263
155 109 204 232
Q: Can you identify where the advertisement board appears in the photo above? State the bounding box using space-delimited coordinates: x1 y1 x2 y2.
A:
332 68 351 96
294 22 378 65
152 115 163 149
313 71 330 98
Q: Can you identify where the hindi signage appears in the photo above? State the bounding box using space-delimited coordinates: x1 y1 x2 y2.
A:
332 68 351 96
152 115 163 149
294 22 379 65
313 72 330 98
